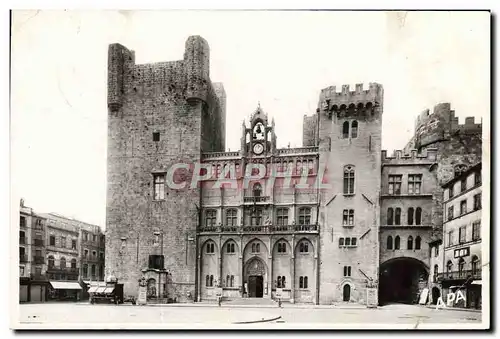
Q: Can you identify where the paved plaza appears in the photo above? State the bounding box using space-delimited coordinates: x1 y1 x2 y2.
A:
15 302 485 329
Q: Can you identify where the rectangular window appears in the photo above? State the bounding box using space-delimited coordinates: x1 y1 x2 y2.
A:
342 209 354 226
343 166 355 195
408 174 422 194
148 255 165 270
388 175 402 195
50 235 56 246
84 249 89 258
473 194 482 211
447 206 454 221
205 210 217 227
434 246 439 257
475 171 481 185
449 187 454 199
448 231 453 247
460 200 467 215
153 174 165 200
276 208 288 226
92 251 97 259
343 266 352 277
153 132 160 142
71 239 77 250
93 234 97 242
61 237 66 248
472 221 481 241
459 226 466 244
461 179 467 192
251 208 263 226
20 216 26 227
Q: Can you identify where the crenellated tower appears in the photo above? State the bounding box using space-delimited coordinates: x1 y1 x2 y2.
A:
316 83 384 305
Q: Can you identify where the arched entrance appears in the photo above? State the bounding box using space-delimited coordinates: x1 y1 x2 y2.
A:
431 287 440 305
343 284 351 302
379 257 428 305
245 257 267 298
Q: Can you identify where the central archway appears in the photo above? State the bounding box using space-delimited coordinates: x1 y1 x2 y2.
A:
244 257 267 298
379 257 429 305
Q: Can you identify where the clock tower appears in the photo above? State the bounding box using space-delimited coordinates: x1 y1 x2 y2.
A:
241 103 276 157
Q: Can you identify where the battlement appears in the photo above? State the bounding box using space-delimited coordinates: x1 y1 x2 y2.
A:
381 148 438 165
415 103 454 132
320 82 383 105
451 115 482 134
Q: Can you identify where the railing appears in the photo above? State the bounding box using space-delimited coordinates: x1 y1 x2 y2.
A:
243 196 270 203
19 255 27 262
19 238 26 245
198 224 319 234
34 239 44 246
277 146 318 155
202 151 241 159
47 267 79 273
437 270 481 281
33 256 45 264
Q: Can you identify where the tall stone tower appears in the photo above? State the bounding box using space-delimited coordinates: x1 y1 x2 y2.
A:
317 83 384 304
106 36 226 300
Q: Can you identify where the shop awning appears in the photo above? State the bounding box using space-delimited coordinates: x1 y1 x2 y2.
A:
88 286 98 293
471 280 482 285
50 281 82 290
95 287 107 293
103 287 115 293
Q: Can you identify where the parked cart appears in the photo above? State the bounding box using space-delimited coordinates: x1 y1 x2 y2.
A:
89 276 135 305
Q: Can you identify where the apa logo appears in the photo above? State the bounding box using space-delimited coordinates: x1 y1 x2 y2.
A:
435 290 466 309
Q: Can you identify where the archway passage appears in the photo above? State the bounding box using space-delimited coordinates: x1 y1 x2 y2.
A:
248 276 264 298
343 284 351 302
244 257 266 298
379 258 428 305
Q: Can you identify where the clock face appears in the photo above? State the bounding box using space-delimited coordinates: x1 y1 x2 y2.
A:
253 143 264 155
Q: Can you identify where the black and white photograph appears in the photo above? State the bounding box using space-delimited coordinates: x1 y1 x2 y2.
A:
9 9 491 330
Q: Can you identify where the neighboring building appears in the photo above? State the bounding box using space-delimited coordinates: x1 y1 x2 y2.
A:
438 162 482 309
40 213 83 300
19 199 49 302
105 36 484 305
79 223 106 283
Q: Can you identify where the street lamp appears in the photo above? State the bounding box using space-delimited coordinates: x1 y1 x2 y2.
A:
153 231 164 304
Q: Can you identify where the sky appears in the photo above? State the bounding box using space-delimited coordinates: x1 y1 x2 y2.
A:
10 10 490 227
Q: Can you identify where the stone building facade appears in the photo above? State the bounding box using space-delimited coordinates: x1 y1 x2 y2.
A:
105 36 483 305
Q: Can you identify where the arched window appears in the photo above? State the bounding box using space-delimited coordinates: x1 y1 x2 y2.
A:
253 183 262 197
407 236 413 250
351 120 358 138
395 208 401 225
252 243 256 253
387 236 393 250
415 236 421 250
304 276 308 289
298 207 312 225
256 243 260 252
471 255 480 275
60 257 66 269
394 236 400 250
205 209 217 227
277 276 282 288
210 275 214 287
226 209 237 226
91 264 96 277
408 208 414 225
226 275 230 287
206 275 210 287
226 242 235 253
458 258 465 276
299 241 309 253
231 275 235 287
387 208 394 225
415 208 422 225
343 165 355 195
342 121 349 138
48 256 55 268
299 276 304 288
206 242 215 254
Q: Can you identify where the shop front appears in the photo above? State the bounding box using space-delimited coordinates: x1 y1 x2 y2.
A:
48 281 83 301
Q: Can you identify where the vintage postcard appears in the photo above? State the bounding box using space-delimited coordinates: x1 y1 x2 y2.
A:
10 9 491 330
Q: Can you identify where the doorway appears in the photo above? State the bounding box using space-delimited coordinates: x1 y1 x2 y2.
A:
343 284 351 301
431 287 440 305
248 276 264 298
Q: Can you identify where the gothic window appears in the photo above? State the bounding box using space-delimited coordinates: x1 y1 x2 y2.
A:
251 208 263 226
343 165 355 195
153 174 165 200
277 242 287 253
407 236 413 250
395 208 401 225
342 121 349 139
351 120 358 138
251 242 261 253
226 209 238 226
408 207 414 225
276 208 289 226
387 208 394 225
415 207 422 225
298 207 312 225
299 241 309 253
387 236 393 250
205 209 217 227
226 242 235 253
394 236 400 250
253 183 262 197
415 236 421 250
206 242 215 254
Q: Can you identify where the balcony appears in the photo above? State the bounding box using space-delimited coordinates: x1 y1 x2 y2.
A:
19 255 27 263
34 239 44 247
437 270 481 282
33 256 45 264
243 196 270 204
47 266 79 274
198 224 319 234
